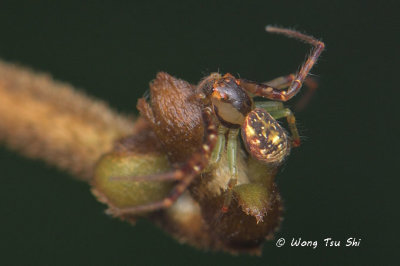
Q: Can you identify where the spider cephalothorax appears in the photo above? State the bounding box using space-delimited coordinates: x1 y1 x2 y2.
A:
204 73 254 128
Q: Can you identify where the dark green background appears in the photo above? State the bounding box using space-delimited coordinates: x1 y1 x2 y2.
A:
0 1 397 265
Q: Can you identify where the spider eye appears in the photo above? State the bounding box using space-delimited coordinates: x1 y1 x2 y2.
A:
211 89 226 100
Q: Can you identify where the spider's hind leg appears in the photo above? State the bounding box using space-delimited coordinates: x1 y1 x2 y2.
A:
256 101 301 147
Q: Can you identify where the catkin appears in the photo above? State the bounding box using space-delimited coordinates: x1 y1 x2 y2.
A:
0 61 135 181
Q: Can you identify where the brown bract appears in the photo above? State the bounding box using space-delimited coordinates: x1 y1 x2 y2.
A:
137 72 204 163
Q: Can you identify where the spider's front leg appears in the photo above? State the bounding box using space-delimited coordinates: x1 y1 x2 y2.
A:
264 74 319 110
239 26 325 102
263 74 296 89
110 107 218 216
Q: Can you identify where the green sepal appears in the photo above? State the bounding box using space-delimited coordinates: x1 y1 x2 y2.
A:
93 152 173 208
233 183 270 223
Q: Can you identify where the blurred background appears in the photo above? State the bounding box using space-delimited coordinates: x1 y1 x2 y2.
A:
0 1 397 265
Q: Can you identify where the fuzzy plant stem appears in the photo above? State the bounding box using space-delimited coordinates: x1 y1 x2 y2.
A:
0 60 135 181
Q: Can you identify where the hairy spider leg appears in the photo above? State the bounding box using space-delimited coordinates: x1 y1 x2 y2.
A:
293 76 319 111
111 107 218 215
264 73 317 92
264 74 296 89
263 74 319 111
255 101 301 147
239 26 325 102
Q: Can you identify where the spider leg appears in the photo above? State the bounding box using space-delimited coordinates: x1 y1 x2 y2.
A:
269 108 300 147
264 74 295 89
264 74 320 111
293 76 319 111
255 101 300 147
255 101 284 111
239 26 325 102
264 73 318 93
262 73 320 112
111 107 218 215
221 129 239 213
209 125 228 167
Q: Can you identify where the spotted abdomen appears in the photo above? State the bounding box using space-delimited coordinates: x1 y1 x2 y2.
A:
241 108 290 164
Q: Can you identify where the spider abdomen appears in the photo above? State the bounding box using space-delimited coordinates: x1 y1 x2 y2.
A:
241 108 290 164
